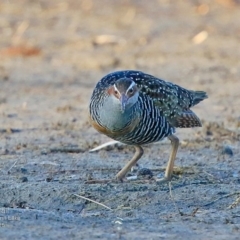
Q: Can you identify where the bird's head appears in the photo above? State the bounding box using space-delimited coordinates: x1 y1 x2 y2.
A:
107 78 139 113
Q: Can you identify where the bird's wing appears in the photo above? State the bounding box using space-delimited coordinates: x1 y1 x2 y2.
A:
99 70 207 128
123 71 207 128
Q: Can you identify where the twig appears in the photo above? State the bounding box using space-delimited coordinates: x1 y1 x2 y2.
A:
7 159 20 174
73 194 113 211
89 140 121 152
85 179 112 184
50 147 84 153
204 192 240 207
168 182 199 217
168 181 184 216
227 194 240 209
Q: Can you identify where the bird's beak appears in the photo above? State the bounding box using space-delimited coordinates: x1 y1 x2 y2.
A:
120 94 128 113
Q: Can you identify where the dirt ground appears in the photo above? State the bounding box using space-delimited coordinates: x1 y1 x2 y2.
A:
0 0 240 239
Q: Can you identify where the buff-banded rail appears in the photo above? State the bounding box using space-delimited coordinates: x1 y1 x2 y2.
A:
89 70 207 182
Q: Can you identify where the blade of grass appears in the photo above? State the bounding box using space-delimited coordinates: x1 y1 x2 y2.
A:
73 193 113 211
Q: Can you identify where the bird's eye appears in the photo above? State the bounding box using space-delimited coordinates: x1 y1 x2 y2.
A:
128 88 134 94
114 90 118 95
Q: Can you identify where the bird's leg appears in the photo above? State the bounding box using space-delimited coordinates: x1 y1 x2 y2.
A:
156 134 179 183
116 145 143 181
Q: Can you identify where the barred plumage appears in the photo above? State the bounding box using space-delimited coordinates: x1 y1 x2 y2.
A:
89 70 208 182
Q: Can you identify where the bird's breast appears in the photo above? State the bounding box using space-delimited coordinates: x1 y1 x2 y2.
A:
93 101 140 139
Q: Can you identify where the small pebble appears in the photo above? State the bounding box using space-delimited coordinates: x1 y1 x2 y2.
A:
232 171 239 178
137 168 153 178
126 176 138 180
46 177 53 182
20 176 28 182
222 145 233 156
21 167 28 174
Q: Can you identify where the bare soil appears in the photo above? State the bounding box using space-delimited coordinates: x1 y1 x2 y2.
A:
0 0 240 239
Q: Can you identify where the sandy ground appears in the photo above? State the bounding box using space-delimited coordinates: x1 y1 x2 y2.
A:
0 0 240 239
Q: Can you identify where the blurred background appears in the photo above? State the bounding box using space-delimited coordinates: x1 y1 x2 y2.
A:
0 0 239 143
0 1 240 238
0 0 239 145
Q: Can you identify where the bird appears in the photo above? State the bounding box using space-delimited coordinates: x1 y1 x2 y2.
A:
89 70 207 182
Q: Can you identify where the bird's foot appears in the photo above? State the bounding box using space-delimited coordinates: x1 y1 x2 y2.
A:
154 172 177 184
85 168 172 184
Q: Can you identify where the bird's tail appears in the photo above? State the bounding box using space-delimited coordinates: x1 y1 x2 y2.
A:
192 91 208 106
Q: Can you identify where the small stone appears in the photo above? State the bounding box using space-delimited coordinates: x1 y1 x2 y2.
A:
21 168 28 174
206 130 213 136
46 177 53 182
20 176 28 182
222 145 233 156
137 168 153 178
